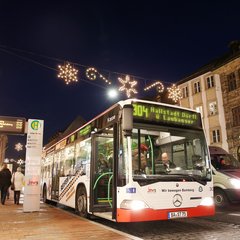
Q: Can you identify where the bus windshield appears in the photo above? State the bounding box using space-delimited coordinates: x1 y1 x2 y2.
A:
123 125 210 181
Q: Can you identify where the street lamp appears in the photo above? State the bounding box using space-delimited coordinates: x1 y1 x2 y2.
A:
107 88 118 99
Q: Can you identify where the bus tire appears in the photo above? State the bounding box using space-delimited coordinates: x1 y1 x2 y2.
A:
214 188 229 208
76 185 88 218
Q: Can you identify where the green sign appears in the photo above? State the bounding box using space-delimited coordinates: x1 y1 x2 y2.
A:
70 134 75 142
132 103 200 128
31 120 41 130
78 125 91 137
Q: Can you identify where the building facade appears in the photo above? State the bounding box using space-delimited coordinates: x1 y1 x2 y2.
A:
177 42 240 159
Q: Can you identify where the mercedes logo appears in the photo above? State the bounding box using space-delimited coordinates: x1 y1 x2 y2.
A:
173 194 183 207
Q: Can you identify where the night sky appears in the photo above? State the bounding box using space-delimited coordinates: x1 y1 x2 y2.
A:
1 1 240 159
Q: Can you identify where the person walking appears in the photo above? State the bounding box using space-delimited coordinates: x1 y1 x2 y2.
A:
0 163 12 205
12 167 24 205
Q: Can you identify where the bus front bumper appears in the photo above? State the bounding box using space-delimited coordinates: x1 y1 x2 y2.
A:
116 205 215 222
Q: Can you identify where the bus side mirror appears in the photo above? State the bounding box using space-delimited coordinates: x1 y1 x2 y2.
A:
122 104 133 136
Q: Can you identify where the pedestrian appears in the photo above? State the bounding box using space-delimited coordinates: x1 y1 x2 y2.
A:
98 153 109 173
132 143 150 174
0 163 12 205
12 167 24 205
6 188 10 199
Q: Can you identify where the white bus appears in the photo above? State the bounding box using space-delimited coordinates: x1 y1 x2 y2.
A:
41 99 215 222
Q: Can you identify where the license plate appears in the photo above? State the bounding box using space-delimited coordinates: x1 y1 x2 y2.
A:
168 211 187 219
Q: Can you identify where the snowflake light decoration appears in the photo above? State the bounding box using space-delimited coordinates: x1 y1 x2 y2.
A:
58 62 78 85
17 159 24 165
144 81 164 93
118 75 138 98
15 143 23 151
167 84 182 103
86 67 111 84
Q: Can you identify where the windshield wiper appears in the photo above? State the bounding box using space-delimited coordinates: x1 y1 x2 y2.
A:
167 173 207 186
133 173 207 186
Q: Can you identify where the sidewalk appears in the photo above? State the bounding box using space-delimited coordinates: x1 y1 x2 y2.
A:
0 193 141 240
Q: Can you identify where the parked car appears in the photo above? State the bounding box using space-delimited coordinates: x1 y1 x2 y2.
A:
209 146 240 207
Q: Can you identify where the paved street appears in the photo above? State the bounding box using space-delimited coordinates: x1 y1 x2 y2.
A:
0 194 140 240
109 217 240 240
95 206 240 240
1 192 240 239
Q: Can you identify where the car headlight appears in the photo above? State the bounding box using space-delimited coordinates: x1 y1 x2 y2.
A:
120 200 149 210
230 178 240 189
200 197 214 206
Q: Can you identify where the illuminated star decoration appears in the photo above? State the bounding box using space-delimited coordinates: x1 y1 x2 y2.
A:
86 67 111 84
17 159 24 165
118 75 138 98
144 81 164 93
58 62 78 85
15 143 23 151
167 84 182 103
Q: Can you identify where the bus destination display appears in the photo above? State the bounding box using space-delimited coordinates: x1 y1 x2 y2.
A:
133 103 200 128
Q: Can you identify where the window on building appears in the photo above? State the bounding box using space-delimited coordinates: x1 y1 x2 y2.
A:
209 101 218 115
227 72 237 92
206 76 215 89
232 106 240 127
194 81 201 94
182 86 188 98
212 129 220 143
195 106 203 118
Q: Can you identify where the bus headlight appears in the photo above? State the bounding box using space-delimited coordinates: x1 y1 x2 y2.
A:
200 197 214 206
230 178 240 189
120 200 149 210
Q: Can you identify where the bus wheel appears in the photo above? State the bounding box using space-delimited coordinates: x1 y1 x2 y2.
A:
214 188 229 208
76 186 88 218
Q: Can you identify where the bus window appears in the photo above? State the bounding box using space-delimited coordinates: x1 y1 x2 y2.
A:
75 138 91 175
128 127 209 179
95 134 114 173
64 144 75 176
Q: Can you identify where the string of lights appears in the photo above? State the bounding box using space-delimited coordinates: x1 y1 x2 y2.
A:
86 67 111 84
0 47 56 71
0 44 182 102
118 75 138 98
167 84 182 103
58 62 78 85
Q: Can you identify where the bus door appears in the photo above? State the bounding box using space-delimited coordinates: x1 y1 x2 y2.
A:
51 150 64 201
90 132 114 213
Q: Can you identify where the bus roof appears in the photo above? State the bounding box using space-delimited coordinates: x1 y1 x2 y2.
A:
44 99 199 151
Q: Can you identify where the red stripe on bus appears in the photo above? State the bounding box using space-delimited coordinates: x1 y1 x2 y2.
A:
116 205 215 222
